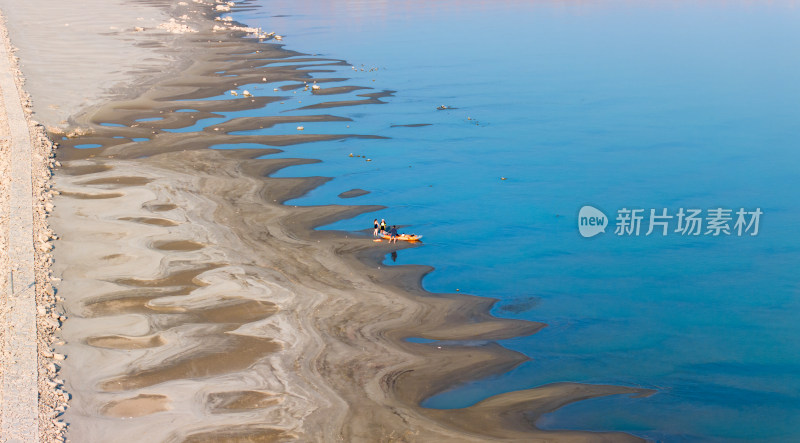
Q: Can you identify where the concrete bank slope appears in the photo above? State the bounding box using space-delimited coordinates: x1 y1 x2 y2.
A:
0 9 64 443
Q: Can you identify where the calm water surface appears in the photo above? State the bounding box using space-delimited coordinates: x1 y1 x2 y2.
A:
226 1 800 440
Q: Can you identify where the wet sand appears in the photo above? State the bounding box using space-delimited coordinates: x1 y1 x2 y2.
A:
5 0 653 441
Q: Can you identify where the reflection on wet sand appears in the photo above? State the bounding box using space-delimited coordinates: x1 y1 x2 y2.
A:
102 394 170 418
115 264 220 289
84 292 184 317
183 427 292 443
59 164 112 176
118 216 180 226
152 240 205 251
146 203 178 212
79 176 153 187
59 191 124 200
100 334 280 392
87 334 166 350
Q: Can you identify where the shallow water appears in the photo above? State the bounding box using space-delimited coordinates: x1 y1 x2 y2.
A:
227 1 800 440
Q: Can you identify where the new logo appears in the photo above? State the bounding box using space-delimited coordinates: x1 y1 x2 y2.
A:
578 205 607 238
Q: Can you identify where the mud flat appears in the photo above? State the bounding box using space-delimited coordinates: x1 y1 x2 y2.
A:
4 0 652 441
0 0 176 128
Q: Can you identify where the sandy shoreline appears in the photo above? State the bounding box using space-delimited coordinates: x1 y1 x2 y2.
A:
2 0 652 441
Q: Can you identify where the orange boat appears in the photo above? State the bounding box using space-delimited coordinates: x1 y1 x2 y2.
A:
379 233 423 242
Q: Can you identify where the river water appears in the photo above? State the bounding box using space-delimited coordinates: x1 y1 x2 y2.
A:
226 1 800 440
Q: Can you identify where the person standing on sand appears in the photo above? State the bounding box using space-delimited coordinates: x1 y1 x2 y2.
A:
389 225 398 243
373 219 379 237
380 219 387 234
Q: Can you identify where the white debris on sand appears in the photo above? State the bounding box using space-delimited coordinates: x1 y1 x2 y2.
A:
210 20 280 41
157 18 197 34
212 22 268 39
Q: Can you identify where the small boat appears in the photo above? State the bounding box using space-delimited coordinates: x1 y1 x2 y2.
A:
380 233 422 242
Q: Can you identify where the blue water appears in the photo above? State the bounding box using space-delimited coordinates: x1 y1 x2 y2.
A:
224 1 800 440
